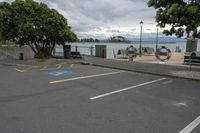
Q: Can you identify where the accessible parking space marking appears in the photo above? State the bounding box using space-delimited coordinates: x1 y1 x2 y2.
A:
50 71 124 84
90 78 167 100
47 70 75 77
179 116 200 133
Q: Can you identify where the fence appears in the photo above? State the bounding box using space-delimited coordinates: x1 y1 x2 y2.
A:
54 45 95 57
72 46 95 56
0 45 95 62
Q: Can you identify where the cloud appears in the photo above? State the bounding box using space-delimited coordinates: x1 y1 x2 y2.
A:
0 0 158 39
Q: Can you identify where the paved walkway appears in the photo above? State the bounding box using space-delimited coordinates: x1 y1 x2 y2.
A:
1 56 200 81
84 56 200 81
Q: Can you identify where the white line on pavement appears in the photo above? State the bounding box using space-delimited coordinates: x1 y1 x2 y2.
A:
90 78 166 100
179 116 200 133
50 71 124 84
15 68 26 73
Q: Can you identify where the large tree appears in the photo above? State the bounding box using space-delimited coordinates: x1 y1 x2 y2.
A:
148 0 200 51
0 0 77 58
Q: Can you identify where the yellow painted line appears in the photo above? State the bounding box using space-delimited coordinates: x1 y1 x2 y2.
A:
15 63 72 73
15 67 57 73
57 64 62 69
70 64 74 68
15 68 26 73
26 68 58 72
25 66 33 70
40 66 47 70
50 71 124 84
56 63 65 69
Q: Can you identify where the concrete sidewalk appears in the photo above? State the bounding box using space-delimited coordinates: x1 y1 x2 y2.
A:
84 56 200 81
1 56 200 81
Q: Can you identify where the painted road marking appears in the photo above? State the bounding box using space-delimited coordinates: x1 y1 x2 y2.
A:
15 64 72 73
179 116 200 133
50 71 124 84
40 66 47 70
15 67 54 73
48 70 75 77
56 64 62 69
70 64 74 68
15 68 26 73
90 78 166 100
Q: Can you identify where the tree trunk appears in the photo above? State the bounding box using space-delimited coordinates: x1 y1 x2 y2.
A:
186 38 198 52
34 48 53 59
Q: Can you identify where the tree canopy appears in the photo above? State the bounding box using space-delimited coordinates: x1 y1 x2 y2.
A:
0 0 77 58
148 0 200 38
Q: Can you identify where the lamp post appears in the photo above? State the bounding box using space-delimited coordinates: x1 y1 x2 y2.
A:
156 25 159 50
139 21 143 57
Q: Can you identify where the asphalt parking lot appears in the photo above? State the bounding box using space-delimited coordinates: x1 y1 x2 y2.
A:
0 63 200 133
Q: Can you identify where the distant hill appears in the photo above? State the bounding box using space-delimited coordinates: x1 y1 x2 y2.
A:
79 38 100 43
129 37 186 43
108 36 131 43
78 36 187 43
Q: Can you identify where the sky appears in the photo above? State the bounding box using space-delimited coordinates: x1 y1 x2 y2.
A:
0 0 164 39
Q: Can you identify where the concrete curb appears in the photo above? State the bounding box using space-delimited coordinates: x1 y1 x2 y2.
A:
1 60 200 81
90 63 200 82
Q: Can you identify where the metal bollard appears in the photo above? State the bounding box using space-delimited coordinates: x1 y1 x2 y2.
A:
19 53 24 60
90 46 93 56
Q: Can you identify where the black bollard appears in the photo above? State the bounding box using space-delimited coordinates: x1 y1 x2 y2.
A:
19 53 24 60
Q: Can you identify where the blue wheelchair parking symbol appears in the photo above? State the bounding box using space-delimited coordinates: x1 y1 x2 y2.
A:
48 70 75 77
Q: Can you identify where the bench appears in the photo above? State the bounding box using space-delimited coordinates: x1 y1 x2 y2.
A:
184 52 200 65
184 56 200 65
71 51 82 59
142 47 154 55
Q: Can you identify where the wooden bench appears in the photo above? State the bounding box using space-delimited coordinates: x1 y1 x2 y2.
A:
184 52 200 65
184 56 200 65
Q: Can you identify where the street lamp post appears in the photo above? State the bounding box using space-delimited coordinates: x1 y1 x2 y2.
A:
139 21 143 57
156 25 159 50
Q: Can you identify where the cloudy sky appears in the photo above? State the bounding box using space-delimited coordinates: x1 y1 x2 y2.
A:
0 0 163 39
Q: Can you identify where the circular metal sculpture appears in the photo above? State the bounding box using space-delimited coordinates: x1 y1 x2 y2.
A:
155 46 172 62
126 45 137 61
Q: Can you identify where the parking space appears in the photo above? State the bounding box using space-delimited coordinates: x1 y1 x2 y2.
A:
0 64 200 133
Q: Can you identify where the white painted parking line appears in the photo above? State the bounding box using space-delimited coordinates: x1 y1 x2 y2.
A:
90 78 166 100
50 71 124 84
179 116 200 133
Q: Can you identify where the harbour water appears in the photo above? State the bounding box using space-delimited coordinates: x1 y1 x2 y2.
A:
56 41 200 58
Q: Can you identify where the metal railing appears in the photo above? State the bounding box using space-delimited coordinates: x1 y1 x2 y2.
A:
54 45 95 57
71 46 95 56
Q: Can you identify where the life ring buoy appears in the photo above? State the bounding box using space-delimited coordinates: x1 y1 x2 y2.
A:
155 46 172 61
126 45 137 58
